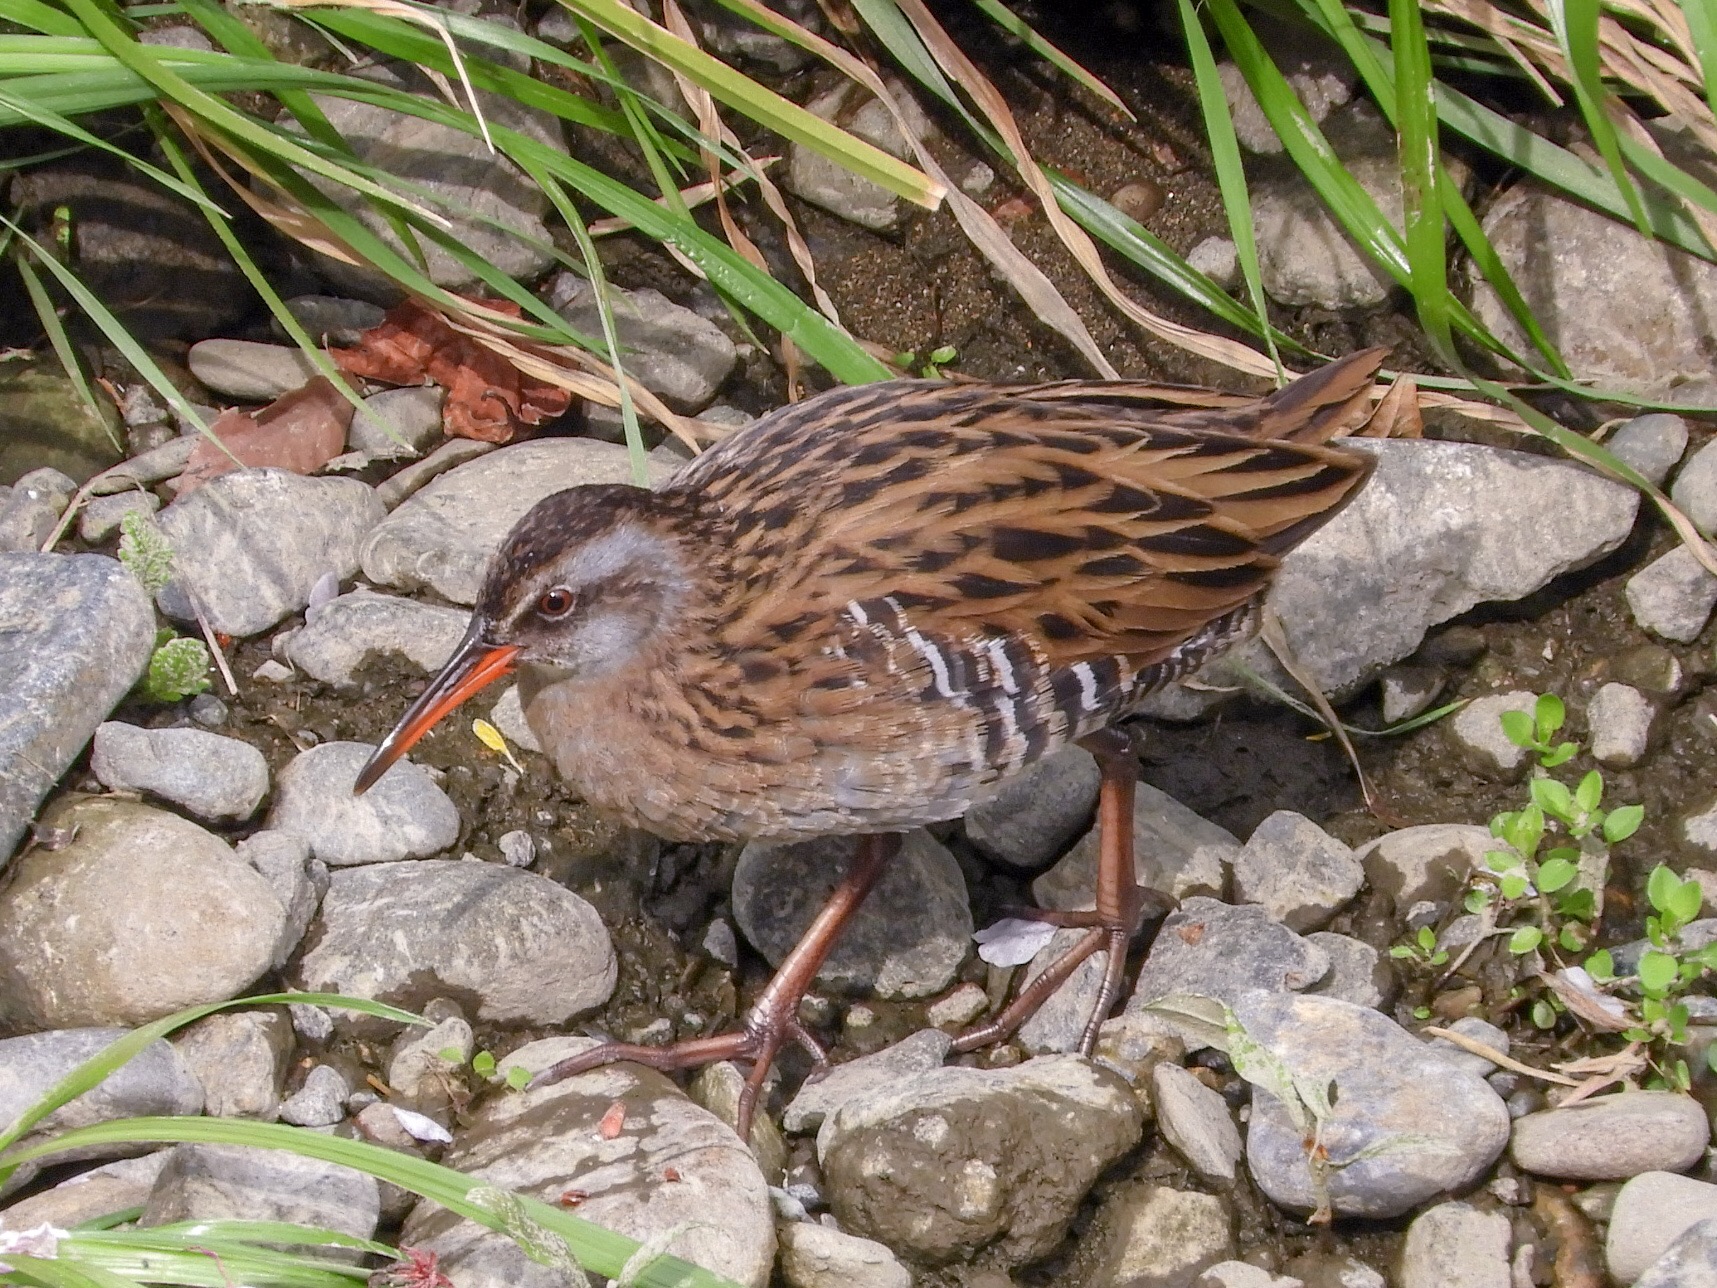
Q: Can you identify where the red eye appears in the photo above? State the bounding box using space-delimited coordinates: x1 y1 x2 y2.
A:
537 587 577 618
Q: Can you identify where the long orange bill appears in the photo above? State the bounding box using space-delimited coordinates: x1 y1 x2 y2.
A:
353 620 520 794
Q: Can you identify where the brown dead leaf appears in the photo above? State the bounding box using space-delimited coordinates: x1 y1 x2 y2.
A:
177 376 354 496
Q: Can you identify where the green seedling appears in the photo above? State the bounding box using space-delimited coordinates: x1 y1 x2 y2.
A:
891 344 959 379
117 509 173 596
1499 692 1578 768
465 1048 530 1091
142 631 211 704
1389 925 1448 968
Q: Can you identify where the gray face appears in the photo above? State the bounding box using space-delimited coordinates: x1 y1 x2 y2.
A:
486 519 696 683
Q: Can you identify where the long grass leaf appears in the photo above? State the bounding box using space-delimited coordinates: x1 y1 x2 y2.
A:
1545 0 1650 233
13 253 112 440
968 0 1132 117
1391 0 1456 365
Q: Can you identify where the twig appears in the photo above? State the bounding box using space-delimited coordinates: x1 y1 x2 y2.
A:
1421 1024 1580 1085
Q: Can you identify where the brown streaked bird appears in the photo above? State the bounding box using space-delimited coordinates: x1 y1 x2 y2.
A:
355 348 1386 1134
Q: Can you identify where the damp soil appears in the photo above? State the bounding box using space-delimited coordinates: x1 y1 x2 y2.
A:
31 4 1717 1282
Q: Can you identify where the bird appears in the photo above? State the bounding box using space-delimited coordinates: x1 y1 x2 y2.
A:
354 347 1386 1135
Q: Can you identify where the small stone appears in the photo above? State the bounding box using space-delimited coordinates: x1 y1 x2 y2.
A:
387 1015 472 1109
278 295 386 344
77 491 160 544
268 741 459 866
188 693 228 727
1110 179 1165 223
1610 413 1690 486
172 1010 291 1120
1232 811 1364 931
1076 1181 1236 1287
278 1063 349 1127
1197 1263 1305 1288
1687 801 1717 859
777 1220 911 1288
1355 823 1495 906
253 659 293 683
702 917 739 969
486 684 541 754
0 1154 169 1231
348 386 446 459
1673 438 1717 531
550 276 738 412
1627 545 1717 642
927 983 989 1029
186 339 324 402
280 589 469 689
688 1061 788 1184
140 1143 379 1246
1016 926 1111 1056
289 1003 334 1044
1219 17 1355 154
1611 642 1684 695
1379 665 1444 723
1398 1202 1511 1288
1510 1091 1709 1180
497 830 534 867
1449 691 1538 778
1587 682 1654 767
965 745 1099 871
1304 933 1387 1009
786 80 931 231
91 722 269 821
1152 1062 1244 1183
0 1028 202 1147
1609 1172 1717 1284
1187 236 1240 290
1427 1015 1509 1079
1035 782 1236 911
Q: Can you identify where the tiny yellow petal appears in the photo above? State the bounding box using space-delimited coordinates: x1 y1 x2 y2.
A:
472 719 507 753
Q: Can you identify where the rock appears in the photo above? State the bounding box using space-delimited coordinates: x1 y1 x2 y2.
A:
1449 691 1538 778
786 80 930 231
777 1221 911 1288
1397 1202 1511 1288
1151 1062 1244 1183
78 491 161 544
1355 823 1495 907
1126 899 1330 1042
90 722 269 821
1469 180 1717 400
0 553 155 860
359 439 674 604
487 684 541 753
1016 927 1112 1055
86 437 197 496
1509 1091 1708 1180
155 469 384 638
399 1036 774 1288
292 859 614 1030
0 1154 169 1231
1070 1181 1235 1287
1283 1253 1384 1288
1610 413 1690 486
966 746 1100 871
1198 1263 1304 1288
374 438 494 510
387 1013 472 1110
279 590 469 688
0 798 285 1028
1220 16 1354 154
278 294 386 345
1238 992 1509 1218
267 741 458 866
1627 545 1717 642
783 1029 952 1135
1609 1172 1717 1284
1147 439 1637 715
172 1009 291 1119
1304 933 1387 1009
1674 439 1717 530
140 1143 379 1247
1034 782 1236 911
0 1028 202 1147
689 1062 788 1184
1232 811 1363 932
1378 665 1444 724
185 340 325 402
1587 682 1655 767
348 386 445 459
297 57 562 292
0 469 75 552
928 983 990 1029
734 830 970 1000
1188 236 1241 289
549 276 738 412
1689 802 1717 859
819 1055 1143 1265
1635 1218 1717 1288
236 830 325 966
278 1064 349 1127
1427 1015 1510 1079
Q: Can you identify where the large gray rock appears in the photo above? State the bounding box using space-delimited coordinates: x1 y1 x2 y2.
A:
0 797 285 1029
279 589 469 688
1397 1202 1511 1288
549 276 738 412
1146 439 1637 716
0 1154 170 1231
140 1143 379 1246
0 553 154 861
155 469 384 637
185 340 323 402
292 860 615 1030
400 1036 774 1288
91 722 269 821
1635 1218 1717 1288
1238 992 1509 1219
1609 1172 1717 1284
734 830 970 1000
359 439 674 604
0 1028 203 1144
1511 1091 1710 1181
267 741 459 866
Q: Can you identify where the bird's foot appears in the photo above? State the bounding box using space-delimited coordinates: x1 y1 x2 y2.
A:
530 1008 828 1141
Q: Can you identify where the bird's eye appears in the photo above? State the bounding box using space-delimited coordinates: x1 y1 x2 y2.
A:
536 587 578 619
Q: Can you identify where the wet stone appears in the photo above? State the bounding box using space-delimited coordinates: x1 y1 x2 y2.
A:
360 439 675 605
400 1035 774 1288
1034 782 1236 911
1509 1091 1709 1181
155 469 384 638
1588 682 1655 767
735 830 970 1000
1238 992 1509 1219
186 340 324 402
267 741 458 866
783 1028 952 1136
1397 1202 1511 1288
172 1010 291 1120
91 722 269 821
1635 1218 1717 1288
818 1055 1143 1266
140 1143 379 1248
279 589 469 689
0 797 285 1029
1611 413 1690 486
292 859 615 1030
1627 545 1717 642
964 745 1099 872
0 552 154 861
1125 899 1330 1043
1069 1180 1235 1288
1610 1172 1717 1284
776 1220 912 1288
1674 438 1717 531
1151 1062 1244 1183
1232 811 1363 932
1449 691 1538 778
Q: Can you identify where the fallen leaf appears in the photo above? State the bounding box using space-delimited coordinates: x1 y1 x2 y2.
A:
177 376 355 495
598 1099 627 1139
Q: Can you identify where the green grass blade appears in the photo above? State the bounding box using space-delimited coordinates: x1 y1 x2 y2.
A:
1178 0 1280 373
1 1255 140 1288
1545 0 1650 235
968 0 1132 117
0 0 85 36
14 252 113 443
1391 0 1455 366
1686 0 1717 120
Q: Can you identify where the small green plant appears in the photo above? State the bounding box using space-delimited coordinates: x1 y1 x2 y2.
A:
1389 925 1448 968
891 344 959 378
459 1047 531 1091
142 632 211 704
116 509 173 596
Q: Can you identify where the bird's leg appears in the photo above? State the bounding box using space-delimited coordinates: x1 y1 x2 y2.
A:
532 832 901 1139
954 729 1155 1056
